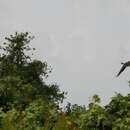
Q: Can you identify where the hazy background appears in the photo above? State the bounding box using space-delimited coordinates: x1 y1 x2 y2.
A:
0 0 130 106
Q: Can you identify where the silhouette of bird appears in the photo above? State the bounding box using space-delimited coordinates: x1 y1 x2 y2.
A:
116 61 130 77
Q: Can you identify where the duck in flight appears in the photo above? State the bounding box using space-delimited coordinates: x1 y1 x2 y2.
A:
116 61 130 77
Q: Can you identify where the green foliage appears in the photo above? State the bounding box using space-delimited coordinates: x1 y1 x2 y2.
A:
52 114 71 130
91 94 101 104
0 116 16 130
0 32 65 111
106 93 130 129
65 102 86 128
0 32 65 130
80 95 111 130
113 116 130 130
0 108 5 128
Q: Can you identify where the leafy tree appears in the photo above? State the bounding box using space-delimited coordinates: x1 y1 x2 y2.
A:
3 99 58 130
0 32 65 111
106 93 130 129
80 95 111 130
65 102 86 128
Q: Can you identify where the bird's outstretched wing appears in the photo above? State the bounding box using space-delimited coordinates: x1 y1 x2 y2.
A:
116 64 127 77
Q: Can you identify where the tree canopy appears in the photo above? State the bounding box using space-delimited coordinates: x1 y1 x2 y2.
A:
0 32 65 111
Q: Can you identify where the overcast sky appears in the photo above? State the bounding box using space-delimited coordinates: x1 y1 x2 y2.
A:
1 0 130 106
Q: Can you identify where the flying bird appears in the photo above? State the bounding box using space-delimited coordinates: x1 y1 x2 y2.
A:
116 61 130 77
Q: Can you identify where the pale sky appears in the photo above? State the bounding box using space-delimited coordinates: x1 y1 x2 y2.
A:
1 0 130 106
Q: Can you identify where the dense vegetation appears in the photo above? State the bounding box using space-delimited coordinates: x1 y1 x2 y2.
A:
0 32 130 130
